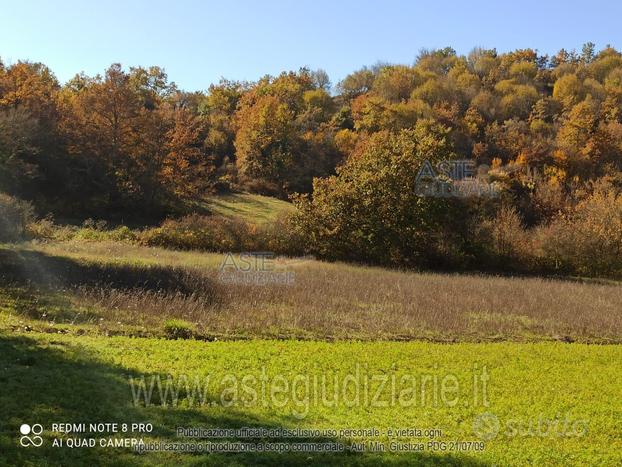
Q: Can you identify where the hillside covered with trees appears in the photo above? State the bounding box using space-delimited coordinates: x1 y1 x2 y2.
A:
2 43 622 276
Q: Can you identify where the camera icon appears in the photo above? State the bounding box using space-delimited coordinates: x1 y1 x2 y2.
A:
19 424 44 447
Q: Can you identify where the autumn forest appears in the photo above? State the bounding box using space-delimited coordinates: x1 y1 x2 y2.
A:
2 43 622 276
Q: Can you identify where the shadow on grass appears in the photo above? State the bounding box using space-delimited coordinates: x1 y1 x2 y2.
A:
0 248 218 298
0 333 490 466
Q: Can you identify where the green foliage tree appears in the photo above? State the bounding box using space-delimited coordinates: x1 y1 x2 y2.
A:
292 121 471 267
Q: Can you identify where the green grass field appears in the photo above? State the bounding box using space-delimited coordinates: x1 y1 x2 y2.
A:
1 332 621 466
201 193 294 224
1 237 621 465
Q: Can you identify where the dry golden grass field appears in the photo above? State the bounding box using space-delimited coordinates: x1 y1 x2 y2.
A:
2 240 621 343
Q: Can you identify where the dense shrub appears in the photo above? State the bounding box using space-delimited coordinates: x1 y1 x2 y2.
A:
73 223 138 242
25 215 59 240
0 193 34 241
536 181 622 277
140 215 253 251
139 214 302 255
25 217 138 243
475 205 533 271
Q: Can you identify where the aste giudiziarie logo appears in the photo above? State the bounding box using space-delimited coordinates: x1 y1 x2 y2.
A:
415 159 499 198
217 252 295 286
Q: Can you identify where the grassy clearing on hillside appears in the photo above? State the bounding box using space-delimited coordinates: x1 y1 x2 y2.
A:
25 193 297 255
2 241 621 343
1 331 621 466
201 193 294 224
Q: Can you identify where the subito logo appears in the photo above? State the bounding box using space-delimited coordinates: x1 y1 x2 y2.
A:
19 424 43 447
472 412 500 441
